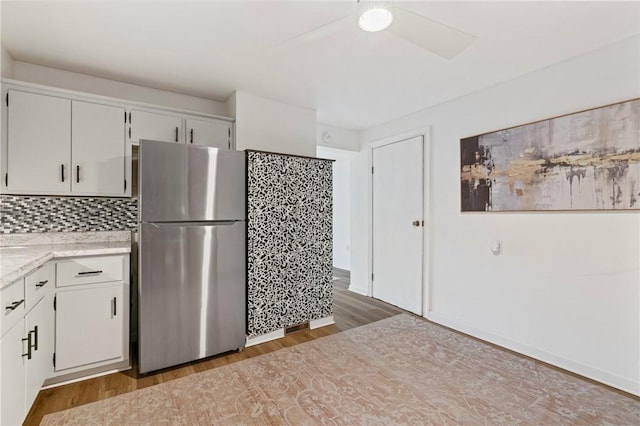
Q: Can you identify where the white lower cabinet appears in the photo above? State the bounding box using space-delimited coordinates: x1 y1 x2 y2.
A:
25 297 54 409
55 284 124 371
0 253 129 424
0 265 54 426
52 254 129 375
1 317 27 426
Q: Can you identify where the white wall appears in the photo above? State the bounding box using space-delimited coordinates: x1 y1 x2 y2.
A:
9 61 228 116
355 35 640 395
316 123 359 152
232 90 316 156
1 46 14 79
317 146 356 271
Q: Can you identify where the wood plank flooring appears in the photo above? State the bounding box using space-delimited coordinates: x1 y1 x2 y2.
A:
24 270 404 425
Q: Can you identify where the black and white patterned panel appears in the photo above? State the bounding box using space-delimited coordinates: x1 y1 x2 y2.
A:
0 195 138 234
247 151 333 337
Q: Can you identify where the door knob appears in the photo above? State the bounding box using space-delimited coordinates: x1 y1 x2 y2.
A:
412 220 420 227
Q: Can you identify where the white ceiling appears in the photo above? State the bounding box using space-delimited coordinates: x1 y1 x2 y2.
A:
2 1 639 130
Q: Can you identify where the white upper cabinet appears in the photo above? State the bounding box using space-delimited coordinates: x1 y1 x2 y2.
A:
129 109 183 144
2 80 234 196
7 90 71 193
3 89 129 197
186 117 231 149
72 101 126 196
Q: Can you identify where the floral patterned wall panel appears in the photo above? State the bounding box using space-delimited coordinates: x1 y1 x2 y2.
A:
247 150 333 337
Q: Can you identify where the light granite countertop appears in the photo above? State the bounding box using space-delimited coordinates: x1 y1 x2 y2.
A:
0 231 132 289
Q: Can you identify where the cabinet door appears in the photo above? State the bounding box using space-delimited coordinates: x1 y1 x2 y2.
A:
25 261 54 313
72 101 126 196
130 110 182 144
25 297 53 410
55 284 124 371
185 117 231 149
1 319 26 426
6 90 71 194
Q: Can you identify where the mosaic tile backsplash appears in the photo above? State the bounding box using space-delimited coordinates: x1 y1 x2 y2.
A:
0 195 138 234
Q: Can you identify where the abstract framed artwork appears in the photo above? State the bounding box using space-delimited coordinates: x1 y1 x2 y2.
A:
460 98 640 211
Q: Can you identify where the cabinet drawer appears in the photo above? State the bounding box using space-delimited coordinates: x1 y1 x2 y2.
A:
1 278 25 336
56 256 124 287
25 262 54 312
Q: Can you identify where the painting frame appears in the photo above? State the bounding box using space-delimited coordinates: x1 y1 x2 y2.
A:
460 98 640 212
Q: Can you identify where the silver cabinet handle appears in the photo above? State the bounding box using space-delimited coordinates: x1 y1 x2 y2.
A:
22 333 32 360
77 270 103 276
35 280 49 288
5 299 24 311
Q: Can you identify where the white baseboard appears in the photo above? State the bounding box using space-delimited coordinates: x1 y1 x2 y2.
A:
42 363 131 389
246 316 335 347
426 311 640 397
348 286 368 296
245 328 285 347
310 316 334 329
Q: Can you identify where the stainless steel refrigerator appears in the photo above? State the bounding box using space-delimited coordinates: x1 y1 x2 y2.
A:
137 140 246 374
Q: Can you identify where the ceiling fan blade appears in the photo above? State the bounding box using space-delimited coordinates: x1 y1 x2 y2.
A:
271 14 355 53
390 6 476 59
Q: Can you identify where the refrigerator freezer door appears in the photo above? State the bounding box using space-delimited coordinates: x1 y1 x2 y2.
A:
138 221 246 374
139 140 245 222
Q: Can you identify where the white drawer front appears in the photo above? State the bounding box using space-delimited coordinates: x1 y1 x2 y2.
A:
1 278 25 336
25 262 54 312
56 256 124 287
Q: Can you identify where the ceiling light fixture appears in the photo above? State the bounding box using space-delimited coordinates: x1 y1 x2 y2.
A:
358 6 393 32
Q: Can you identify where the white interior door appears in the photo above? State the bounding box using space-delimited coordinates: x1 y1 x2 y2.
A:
372 136 423 315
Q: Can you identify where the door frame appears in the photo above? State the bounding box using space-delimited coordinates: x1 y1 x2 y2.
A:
368 127 431 317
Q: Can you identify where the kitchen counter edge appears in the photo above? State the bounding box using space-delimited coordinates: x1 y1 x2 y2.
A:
0 241 132 288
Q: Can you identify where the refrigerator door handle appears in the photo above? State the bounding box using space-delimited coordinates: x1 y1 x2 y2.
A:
143 221 240 228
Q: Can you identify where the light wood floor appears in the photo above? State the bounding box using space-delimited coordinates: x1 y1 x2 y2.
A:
24 270 404 425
